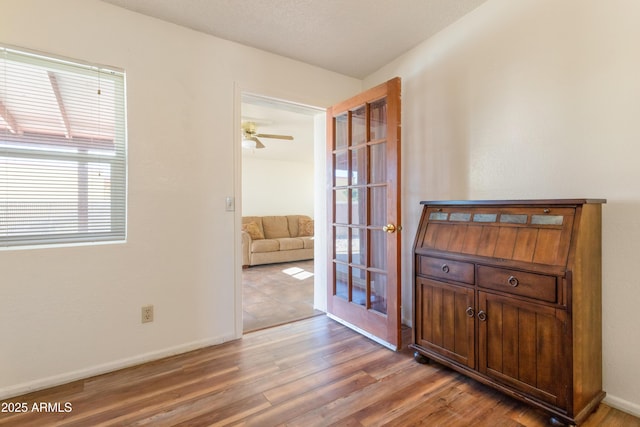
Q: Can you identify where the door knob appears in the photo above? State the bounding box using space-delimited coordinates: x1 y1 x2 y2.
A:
383 224 396 233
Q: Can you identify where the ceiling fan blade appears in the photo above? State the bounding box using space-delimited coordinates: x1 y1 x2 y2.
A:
255 133 294 140
253 137 266 149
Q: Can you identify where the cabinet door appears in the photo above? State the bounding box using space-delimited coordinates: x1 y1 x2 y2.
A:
478 292 568 409
415 277 475 368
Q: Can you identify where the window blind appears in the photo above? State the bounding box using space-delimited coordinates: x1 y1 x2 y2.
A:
0 46 127 247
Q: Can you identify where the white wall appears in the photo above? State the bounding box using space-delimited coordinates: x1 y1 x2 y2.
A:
241 156 314 217
0 0 361 398
365 0 640 416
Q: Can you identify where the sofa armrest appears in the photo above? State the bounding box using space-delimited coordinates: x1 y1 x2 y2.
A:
241 230 252 267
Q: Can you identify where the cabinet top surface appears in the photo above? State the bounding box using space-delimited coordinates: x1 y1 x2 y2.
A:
419 199 606 206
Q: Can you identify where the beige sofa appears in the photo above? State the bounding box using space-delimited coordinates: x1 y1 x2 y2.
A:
241 215 314 268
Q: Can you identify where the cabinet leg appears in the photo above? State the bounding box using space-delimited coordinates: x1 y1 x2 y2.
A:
413 351 429 364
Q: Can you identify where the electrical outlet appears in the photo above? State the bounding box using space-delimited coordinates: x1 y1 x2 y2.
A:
141 305 154 323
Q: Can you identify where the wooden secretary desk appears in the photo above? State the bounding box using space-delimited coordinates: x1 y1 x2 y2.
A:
411 199 606 425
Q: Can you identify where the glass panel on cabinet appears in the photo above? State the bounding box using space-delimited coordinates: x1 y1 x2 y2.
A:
473 213 497 223
429 212 448 221
450 213 472 222
531 215 563 225
500 214 528 224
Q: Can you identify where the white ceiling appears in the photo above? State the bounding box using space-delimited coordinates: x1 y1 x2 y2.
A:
101 0 488 79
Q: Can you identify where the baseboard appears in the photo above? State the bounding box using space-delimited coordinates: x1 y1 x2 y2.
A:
604 394 640 418
0 333 237 401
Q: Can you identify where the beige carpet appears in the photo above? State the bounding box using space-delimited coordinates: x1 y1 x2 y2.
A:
243 260 323 332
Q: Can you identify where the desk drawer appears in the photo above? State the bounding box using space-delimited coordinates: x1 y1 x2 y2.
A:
477 266 557 303
418 256 474 284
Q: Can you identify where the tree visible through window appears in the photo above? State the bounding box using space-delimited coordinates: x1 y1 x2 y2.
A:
0 46 126 247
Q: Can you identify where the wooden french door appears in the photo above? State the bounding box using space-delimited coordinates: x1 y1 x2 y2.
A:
326 77 402 349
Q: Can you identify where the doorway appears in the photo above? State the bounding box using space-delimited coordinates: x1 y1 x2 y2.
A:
240 93 325 332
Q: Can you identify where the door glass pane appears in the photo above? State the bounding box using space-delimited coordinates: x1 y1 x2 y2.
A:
370 272 388 315
335 113 348 149
352 106 366 146
370 98 387 141
352 267 367 307
370 229 387 270
334 226 349 262
352 147 366 185
370 142 386 184
370 186 387 227
334 189 348 224
351 188 366 225
335 262 348 300
334 151 348 186
352 227 366 266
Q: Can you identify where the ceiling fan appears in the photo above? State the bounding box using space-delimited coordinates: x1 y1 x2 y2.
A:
241 121 293 149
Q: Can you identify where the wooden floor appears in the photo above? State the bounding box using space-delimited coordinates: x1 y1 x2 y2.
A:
1 316 638 426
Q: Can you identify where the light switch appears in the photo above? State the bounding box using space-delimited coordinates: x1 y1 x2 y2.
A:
225 196 235 212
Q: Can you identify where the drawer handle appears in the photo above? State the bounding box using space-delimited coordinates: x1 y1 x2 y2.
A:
477 311 487 322
466 307 475 317
441 264 450 273
507 276 519 287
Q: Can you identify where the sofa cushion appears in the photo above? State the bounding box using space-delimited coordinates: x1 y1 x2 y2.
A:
251 239 279 253
300 236 315 249
242 221 264 240
262 216 290 239
298 217 314 236
278 238 304 251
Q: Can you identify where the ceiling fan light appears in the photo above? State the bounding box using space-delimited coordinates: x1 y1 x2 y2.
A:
242 138 257 149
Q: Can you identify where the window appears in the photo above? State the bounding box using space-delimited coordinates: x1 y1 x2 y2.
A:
0 46 126 248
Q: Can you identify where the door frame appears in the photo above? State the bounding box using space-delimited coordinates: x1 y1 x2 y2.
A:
233 83 328 337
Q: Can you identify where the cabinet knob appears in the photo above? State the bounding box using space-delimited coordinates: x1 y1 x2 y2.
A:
466 307 475 317
507 276 519 287
441 264 450 273
478 311 487 322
